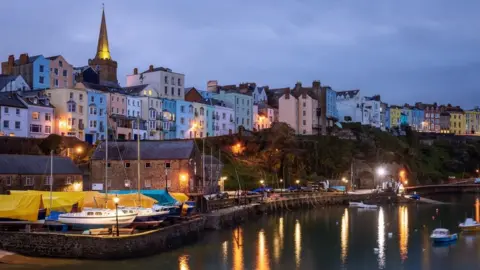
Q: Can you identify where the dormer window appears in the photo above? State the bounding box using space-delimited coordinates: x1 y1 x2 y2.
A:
33 98 38 104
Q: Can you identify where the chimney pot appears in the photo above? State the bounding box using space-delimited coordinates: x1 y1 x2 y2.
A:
149 65 154 72
133 68 138 75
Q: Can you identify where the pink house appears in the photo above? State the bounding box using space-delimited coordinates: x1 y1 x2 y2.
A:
46 55 74 88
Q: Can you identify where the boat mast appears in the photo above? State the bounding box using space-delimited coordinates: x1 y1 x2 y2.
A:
137 116 141 206
105 112 109 206
50 150 53 211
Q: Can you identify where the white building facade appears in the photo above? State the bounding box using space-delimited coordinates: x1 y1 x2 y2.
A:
0 93 29 137
213 100 235 136
0 75 31 92
126 66 185 100
336 90 363 124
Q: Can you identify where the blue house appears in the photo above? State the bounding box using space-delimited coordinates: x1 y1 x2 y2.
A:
162 99 176 140
85 89 108 144
385 107 391 129
411 108 425 131
324 86 339 120
2 54 50 90
175 100 194 139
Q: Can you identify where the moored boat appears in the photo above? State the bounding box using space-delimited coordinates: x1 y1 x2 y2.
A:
119 206 169 222
459 218 480 232
58 208 137 229
349 201 378 209
430 228 458 243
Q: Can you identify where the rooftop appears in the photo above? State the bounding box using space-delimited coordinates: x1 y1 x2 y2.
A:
91 140 197 160
0 92 28 109
0 154 81 175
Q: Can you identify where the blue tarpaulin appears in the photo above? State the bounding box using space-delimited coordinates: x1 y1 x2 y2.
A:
107 190 178 205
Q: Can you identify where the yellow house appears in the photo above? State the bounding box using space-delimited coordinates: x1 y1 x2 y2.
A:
389 106 402 127
465 109 480 135
448 110 465 135
45 88 88 140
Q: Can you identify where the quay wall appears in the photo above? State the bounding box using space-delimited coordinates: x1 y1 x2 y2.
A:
0 217 205 260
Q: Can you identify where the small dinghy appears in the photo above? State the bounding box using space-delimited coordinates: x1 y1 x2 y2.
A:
349 201 378 209
459 218 480 232
430 228 458 243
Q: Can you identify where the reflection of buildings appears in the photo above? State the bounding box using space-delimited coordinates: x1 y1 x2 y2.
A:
340 208 349 264
399 206 409 261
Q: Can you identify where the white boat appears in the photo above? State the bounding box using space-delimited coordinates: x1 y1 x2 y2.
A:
430 228 458 243
120 207 169 222
459 218 480 232
58 208 137 229
349 201 378 209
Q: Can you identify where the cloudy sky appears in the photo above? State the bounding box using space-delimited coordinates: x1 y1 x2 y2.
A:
1 0 479 107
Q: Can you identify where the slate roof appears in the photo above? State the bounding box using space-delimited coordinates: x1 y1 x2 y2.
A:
142 67 172 73
0 75 17 90
46 55 60 60
203 155 222 165
18 91 55 108
81 82 126 94
122 84 149 94
0 155 81 175
0 92 28 109
91 140 196 160
336 90 360 99
14 55 41 65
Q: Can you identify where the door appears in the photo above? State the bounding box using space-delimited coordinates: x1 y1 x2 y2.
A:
85 134 94 144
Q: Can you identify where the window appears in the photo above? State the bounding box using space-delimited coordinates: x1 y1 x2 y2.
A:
16 108 20 115
122 98 124 104
137 101 140 106
25 177 34 186
44 176 52 185
128 110 130 116
178 78 181 86
145 180 152 188
39 76 44 84
303 102 306 107
54 68 59 75
164 76 168 84
200 107 205 115
68 103 76 112
70 92 74 99
303 111 306 116
200 132 203 137
303 120 306 125
117 97 119 102
178 88 181 96
15 121 20 129
3 120 9 128
247 119 249 125
247 100 249 106
3 107 8 114
90 96 94 102
5 176 12 186
39 65 44 72
145 162 151 168
236 99 239 104
171 87 174 95
55 79 58 87
181 106 185 113
65 176 73 185
156 100 159 107
45 126 51 134
303 130 306 134
242 118 244 125
171 77 175 85
107 163 111 168
59 60 63 67
180 117 185 124
100 97 103 104
79 105 83 114
63 70 67 77
125 162 131 168
32 112 40 120
45 113 51 121
30 124 41 133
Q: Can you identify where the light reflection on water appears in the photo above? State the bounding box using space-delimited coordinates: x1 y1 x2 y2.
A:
273 217 284 263
178 255 190 270
232 227 244 270
257 230 270 270
399 206 409 261
294 219 301 269
340 208 349 265
377 207 385 269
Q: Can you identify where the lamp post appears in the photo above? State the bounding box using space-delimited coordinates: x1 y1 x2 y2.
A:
376 167 386 190
113 196 120 237
280 179 284 190
260 179 264 186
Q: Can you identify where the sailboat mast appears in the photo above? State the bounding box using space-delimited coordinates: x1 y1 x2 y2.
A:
105 112 109 205
137 116 141 205
50 150 53 211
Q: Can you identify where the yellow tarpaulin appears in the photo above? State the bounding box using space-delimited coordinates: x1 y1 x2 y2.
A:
170 193 189 203
83 192 158 209
0 194 44 222
9 191 85 213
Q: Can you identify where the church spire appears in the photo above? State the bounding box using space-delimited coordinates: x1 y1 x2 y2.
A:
95 6 111 60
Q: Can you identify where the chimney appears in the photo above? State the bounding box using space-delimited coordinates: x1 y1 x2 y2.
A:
133 68 138 75
295 81 302 90
149 65 154 72
284 88 290 99
19 53 29 65
312 80 320 89
5 55 15 74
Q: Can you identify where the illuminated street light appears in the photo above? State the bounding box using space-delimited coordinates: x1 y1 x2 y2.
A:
279 179 283 183
75 146 84 154
260 179 264 185
342 177 347 183
295 179 300 184
404 180 408 185
376 167 386 176
220 176 227 181
113 196 120 237
179 173 188 182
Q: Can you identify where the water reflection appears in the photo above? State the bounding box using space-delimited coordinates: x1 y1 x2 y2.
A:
399 206 409 261
475 198 479 222
178 255 190 270
222 240 228 264
340 208 349 264
273 217 284 263
377 208 386 269
257 229 270 270
232 227 244 270
294 219 302 269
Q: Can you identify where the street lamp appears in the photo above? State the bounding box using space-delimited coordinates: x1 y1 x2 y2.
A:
75 146 83 154
295 179 300 185
113 196 120 237
376 167 386 176
260 179 264 185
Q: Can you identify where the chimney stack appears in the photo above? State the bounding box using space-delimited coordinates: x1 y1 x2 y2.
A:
133 68 138 75
312 80 321 89
19 53 29 65
149 65 154 72
295 81 302 90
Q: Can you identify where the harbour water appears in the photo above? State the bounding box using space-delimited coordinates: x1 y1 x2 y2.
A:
4 194 480 270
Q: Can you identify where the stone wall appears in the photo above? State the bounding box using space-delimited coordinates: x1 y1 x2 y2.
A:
0 217 205 260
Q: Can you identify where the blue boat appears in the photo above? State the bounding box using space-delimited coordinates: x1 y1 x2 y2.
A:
430 228 458 243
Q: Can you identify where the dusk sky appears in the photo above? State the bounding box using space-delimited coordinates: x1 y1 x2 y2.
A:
1 0 479 107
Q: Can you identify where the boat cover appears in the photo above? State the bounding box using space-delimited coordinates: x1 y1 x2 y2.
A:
84 192 158 209
170 193 189 203
108 189 178 205
10 190 85 213
0 193 44 221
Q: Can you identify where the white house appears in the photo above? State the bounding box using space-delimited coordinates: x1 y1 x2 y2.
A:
126 66 185 100
363 96 382 128
0 75 30 92
336 90 363 123
252 86 268 105
0 93 29 137
212 99 234 136
18 91 55 138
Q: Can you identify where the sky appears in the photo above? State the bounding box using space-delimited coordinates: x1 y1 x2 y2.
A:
1 0 479 107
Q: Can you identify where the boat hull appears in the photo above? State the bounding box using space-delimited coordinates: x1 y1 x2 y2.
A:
135 211 169 222
58 214 137 230
431 234 458 243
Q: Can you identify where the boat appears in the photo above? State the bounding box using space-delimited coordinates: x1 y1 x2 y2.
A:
153 202 195 217
459 218 480 232
349 201 378 209
58 208 137 229
119 206 169 222
430 228 458 243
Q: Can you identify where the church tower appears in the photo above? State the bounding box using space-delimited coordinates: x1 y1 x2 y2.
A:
88 7 118 86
